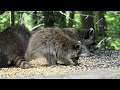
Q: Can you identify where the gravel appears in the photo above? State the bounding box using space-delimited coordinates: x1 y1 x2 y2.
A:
1 50 120 79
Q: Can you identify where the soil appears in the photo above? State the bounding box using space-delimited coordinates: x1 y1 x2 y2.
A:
0 50 120 79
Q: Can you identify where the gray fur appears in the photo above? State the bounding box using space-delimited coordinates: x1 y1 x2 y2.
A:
25 28 82 66
61 28 95 56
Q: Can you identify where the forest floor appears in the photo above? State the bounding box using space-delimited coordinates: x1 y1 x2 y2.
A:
1 50 120 79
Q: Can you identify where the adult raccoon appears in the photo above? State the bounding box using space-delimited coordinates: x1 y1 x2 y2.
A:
0 25 31 69
31 27 96 56
9 25 31 51
61 28 96 56
25 27 82 66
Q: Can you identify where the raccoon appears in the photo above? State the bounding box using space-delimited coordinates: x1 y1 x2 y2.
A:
61 28 96 56
0 53 10 68
25 28 82 66
6 25 31 51
0 25 31 69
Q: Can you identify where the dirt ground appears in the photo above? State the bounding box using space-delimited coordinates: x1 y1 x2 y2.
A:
0 50 120 79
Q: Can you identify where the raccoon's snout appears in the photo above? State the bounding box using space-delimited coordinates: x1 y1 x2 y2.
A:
71 57 79 65
73 57 79 60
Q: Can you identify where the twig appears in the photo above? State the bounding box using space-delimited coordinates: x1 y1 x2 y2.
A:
96 18 103 25
30 24 44 31
96 37 107 48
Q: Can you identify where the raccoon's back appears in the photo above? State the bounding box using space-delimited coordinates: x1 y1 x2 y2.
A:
29 28 75 49
26 28 76 59
0 30 24 51
29 28 59 47
61 28 77 40
5 24 31 37
0 30 24 62
4 25 31 50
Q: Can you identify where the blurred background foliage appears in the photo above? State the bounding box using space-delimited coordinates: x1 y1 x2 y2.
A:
0 11 120 50
105 11 120 50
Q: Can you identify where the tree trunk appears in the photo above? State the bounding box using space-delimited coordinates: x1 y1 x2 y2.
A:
32 11 38 25
54 11 66 28
59 11 66 28
68 11 74 27
43 11 55 27
17 11 24 24
80 11 94 29
97 11 107 50
10 11 15 26
98 11 107 36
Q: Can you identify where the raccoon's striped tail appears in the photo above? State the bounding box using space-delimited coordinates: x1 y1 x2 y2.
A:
14 56 31 69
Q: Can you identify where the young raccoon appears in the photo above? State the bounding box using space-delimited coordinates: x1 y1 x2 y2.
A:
61 28 96 56
25 28 82 66
0 25 31 69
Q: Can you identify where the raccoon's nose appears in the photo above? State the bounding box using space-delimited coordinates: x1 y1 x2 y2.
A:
71 56 79 60
74 57 79 59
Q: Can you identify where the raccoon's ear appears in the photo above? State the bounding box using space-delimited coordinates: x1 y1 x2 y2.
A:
89 28 94 37
77 41 81 44
75 41 81 50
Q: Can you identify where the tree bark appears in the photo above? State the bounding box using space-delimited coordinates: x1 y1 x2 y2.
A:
10 11 15 26
97 11 107 50
98 11 107 36
68 11 74 27
32 11 38 25
43 11 55 27
59 11 66 28
54 11 66 28
80 11 94 29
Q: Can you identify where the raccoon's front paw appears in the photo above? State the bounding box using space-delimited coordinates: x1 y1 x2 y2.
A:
23 63 32 69
20 61 32 69
72 57 79 65
80 53 91 57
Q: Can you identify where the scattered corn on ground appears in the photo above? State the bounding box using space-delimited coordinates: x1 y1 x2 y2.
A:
0 50 120 79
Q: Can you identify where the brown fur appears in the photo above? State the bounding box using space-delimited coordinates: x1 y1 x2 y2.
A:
0 25 31 69
25 27 82 66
